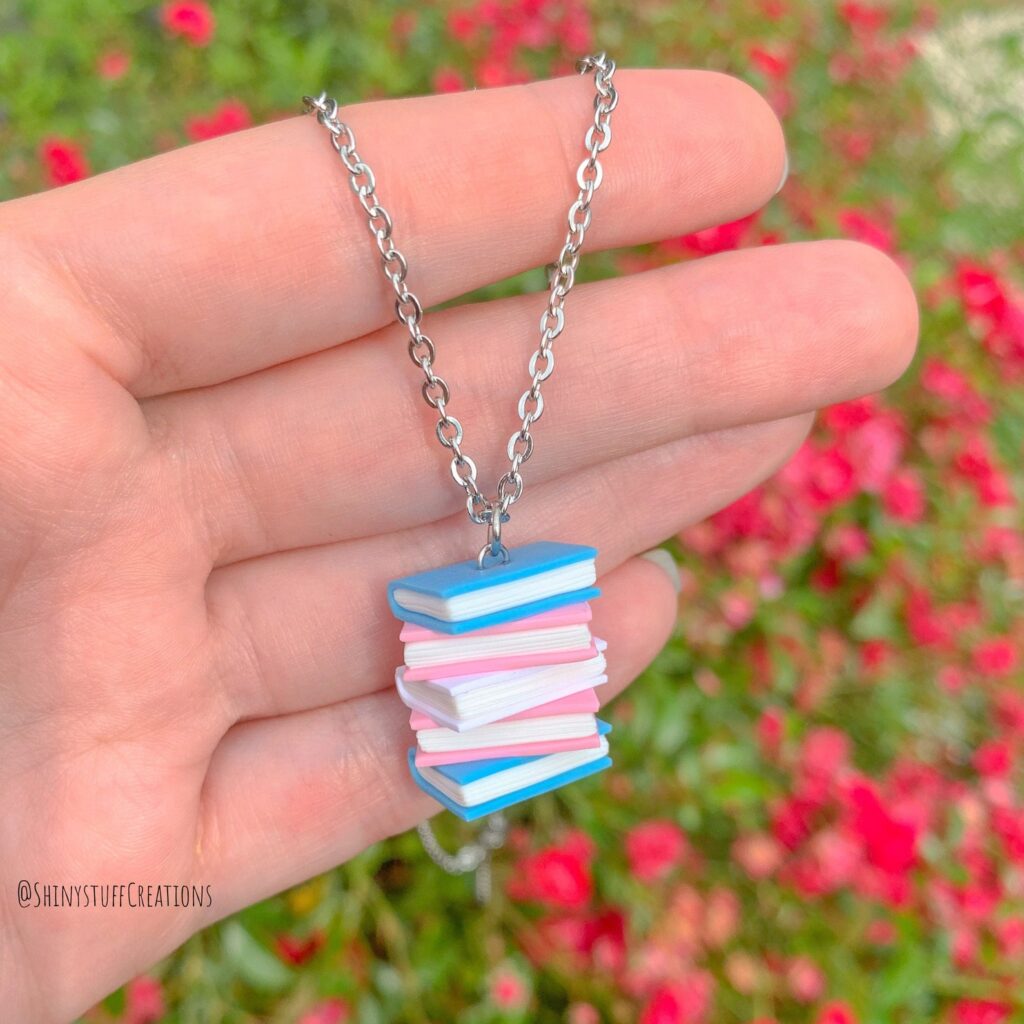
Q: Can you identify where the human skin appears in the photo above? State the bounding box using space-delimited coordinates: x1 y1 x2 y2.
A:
0 68 917 1021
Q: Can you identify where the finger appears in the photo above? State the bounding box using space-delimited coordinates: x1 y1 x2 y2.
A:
197 552 681 916
204 413 812 726
152 239 917 566
5 69 785 397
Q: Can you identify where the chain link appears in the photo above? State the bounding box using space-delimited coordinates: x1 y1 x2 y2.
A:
415 814 508 903
303 52 617 556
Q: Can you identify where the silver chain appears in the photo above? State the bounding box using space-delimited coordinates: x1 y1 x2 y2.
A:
415 814 508 904
303 53 617 896
303 52 617 568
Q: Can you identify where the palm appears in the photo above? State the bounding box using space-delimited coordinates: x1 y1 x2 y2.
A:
0 68 916 1022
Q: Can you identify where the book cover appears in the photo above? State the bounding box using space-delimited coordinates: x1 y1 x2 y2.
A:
387 541 599 633
407 746 612 821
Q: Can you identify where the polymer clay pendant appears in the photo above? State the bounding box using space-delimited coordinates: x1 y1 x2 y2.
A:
388 541 612 821
305 53 620 883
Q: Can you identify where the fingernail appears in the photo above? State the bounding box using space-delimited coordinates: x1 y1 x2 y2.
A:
774 148 789 196
640 548 682 594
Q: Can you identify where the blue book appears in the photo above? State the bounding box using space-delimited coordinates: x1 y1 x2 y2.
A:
407 722 612 821
388 540 599 634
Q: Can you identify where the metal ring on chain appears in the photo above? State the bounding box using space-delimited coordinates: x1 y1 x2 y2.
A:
303 52 617 562
477 502 511 568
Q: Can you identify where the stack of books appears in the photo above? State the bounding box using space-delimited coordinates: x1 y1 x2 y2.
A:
387 541 612 820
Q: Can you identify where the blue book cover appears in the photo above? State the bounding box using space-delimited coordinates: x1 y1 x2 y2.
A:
387 540 599 634
407 747 612 822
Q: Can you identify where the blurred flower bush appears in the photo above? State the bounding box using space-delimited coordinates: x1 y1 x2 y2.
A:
3 0 1023 1021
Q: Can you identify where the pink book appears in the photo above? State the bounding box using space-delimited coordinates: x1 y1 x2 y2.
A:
414 733 602 767
409 688 600 730
399 602 592 643
402 640 598 682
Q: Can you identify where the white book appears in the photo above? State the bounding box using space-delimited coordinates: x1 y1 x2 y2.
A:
395 644 608 732
418 737 611 806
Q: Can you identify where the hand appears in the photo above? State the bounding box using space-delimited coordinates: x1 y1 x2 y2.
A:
0 68 916 1021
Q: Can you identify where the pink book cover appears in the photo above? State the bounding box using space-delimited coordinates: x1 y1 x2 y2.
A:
414 732 602 767
409 688 600 730
402 640 598 682
399 602 592 643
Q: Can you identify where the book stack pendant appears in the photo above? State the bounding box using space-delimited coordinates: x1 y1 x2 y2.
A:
387 541 612 820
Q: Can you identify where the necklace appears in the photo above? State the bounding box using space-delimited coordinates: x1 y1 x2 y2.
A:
304 53 618 899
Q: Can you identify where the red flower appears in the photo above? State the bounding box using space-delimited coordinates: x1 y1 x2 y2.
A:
757 707 785 758
952 1000 1011 1024
162 1 216 46
772 794 819 850
827 524 870 562
839 129 874 163
974 739 1012 779
489 967 528 1010
508 841 593 909
556 6 593 51
97 48 131 80
860 639 890 671
446 9 476 42
297 999 350 1024
274 930 324 965
883 469 925 522
817 1002 857 1024
834 402 905 492
956 262 1008 322
845 781 918 875
748 45 791 80
640 974 713 1024
838 209 894 252
996 917 1024 958
993 807 1024 862
806 445 857 509
185 99 252 141
433 67 465 93
954 263 1024 369
522 907 625 971
39 137 89 187
673 213 760 255
823 398 879 436
838 2 889 33
954 436 1013 507
787 956 825 1002
906 588 951 648
124 976 165 1024
799 727 851 786
921 358 970 400
625 820 688 882
973 638 1018 679
996 690 1024 733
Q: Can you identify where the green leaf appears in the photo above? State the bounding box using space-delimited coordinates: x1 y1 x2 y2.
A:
219 921 293 993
